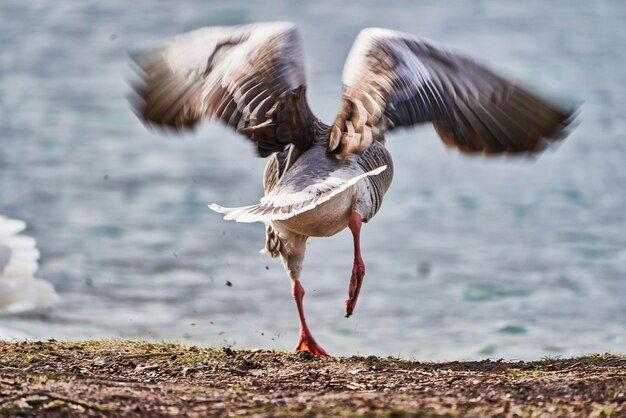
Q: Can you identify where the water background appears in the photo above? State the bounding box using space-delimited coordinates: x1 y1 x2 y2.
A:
1 0 625 360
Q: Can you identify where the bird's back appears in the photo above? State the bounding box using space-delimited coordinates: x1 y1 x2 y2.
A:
262 141 392 236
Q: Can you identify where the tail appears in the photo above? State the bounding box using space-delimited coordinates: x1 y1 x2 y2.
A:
208 165 387 223
260 223 282 258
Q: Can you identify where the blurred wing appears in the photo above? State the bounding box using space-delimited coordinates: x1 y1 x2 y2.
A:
330 28 576 158
132 22 323 157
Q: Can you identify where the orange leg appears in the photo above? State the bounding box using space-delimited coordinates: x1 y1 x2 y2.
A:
345 212 365 317
292 280 329 357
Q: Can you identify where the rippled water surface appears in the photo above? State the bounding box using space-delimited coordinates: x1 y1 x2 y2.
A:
1 0 625 360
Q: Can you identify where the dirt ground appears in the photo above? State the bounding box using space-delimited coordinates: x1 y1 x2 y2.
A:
0 341 623 417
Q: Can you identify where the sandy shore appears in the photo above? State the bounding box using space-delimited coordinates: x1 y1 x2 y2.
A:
0 340 623 417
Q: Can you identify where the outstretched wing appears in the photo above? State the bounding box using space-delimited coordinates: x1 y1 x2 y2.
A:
131 22 323 157
329 28 576 158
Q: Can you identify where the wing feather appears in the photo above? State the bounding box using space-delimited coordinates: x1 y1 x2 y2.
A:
131 22 325 157
331 28 576 158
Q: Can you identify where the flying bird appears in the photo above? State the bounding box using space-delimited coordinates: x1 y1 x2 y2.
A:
0 216 58 315
131 22 575 356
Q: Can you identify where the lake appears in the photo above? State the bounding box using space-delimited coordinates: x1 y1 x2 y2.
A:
0 0 624 360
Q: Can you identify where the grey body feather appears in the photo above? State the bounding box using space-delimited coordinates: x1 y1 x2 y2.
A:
263 140 392 237
261 136 392 255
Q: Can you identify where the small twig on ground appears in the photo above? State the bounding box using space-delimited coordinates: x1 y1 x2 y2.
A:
0 366 25 372
118 352 184 360
552 362 582 374
0 391 102 412
0 378 17 385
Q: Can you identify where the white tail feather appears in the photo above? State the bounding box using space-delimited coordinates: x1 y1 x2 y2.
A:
209 165 387 223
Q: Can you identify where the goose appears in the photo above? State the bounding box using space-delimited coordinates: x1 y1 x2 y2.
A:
0 216 58 315
131 22 575 356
